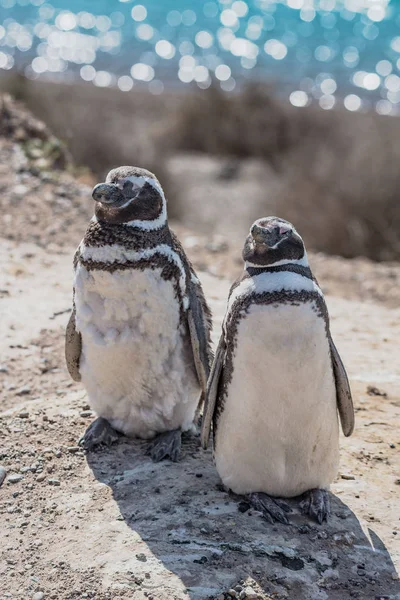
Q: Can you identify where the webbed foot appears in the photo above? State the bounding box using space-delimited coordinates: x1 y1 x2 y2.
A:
79 417 120 451
300 488 331 524
146 429 182 462
248 492 292 524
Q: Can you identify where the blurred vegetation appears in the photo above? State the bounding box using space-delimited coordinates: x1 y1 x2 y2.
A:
172 85 400 261
1 73 399 261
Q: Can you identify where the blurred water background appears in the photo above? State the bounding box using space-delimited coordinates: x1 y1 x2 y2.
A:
2 0 400 113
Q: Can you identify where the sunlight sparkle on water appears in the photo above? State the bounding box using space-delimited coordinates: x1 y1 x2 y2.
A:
1 0 400 112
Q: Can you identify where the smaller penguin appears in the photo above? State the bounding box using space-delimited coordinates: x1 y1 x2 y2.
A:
201 217 354 523
65 166 213 461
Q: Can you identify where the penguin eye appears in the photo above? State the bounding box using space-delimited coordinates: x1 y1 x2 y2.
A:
117 178 141 198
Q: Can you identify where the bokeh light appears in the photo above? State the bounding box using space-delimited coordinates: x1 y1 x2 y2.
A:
0 0 399 114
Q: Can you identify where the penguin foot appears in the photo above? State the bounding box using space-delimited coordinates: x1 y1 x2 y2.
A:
300 488 331 524
146 429 182 462
248 492 292 524
79 417 120 451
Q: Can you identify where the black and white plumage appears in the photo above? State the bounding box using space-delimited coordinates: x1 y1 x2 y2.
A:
201 216 354 523
65 166 212 460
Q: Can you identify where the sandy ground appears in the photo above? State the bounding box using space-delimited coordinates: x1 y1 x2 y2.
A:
1 98 400 599
1 234 400 600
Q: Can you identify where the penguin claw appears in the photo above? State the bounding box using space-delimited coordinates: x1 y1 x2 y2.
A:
248 492 291 524
79 417 120 451
300 489 331 524
146 429 182 463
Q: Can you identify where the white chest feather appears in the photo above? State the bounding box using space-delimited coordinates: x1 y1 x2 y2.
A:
74 263 200 438
215 296 339 497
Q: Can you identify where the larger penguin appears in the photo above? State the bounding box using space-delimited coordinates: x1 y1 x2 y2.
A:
66 166 212 461
202 216 354 523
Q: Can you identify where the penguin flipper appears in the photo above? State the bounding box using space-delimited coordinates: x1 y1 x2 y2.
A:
201 334 226 450
187 280 213 392
65 306 82 382
329 335 354 437
188 307 208 393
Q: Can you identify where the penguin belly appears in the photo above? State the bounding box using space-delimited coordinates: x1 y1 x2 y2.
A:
215 300 339 497
74 264 200 439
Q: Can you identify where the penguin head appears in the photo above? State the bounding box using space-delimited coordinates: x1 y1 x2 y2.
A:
92 166 166 228
242 216 306 267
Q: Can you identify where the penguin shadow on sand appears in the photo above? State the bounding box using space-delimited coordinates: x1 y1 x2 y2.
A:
86 436 400 600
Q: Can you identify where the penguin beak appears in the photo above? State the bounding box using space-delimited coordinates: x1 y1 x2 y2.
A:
251 222 292 248
92 183 125 206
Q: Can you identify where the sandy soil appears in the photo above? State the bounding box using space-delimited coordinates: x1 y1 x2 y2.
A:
1 237 400 600
1 98 400 600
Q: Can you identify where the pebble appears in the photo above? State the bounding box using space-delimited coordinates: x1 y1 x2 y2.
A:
16 387 31 396
80 410 93 417
136 553 147 562
48 479 60 486
0 466 7 487
33 593 44 600
36 474 46 482
8 474 23 484
227 591 237 598
239 588 258 600
67 446 81 454
18 410 30 418
341 474 356 480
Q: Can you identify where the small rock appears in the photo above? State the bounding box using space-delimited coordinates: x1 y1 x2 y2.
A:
16 387 31 397
366 386 387 397
217 595 225 600
8 474 23 484
33 593 44 600
0 365 9 373
227 591 238 598
0 466 7 487
193 556 208 564
36 474 46 482
240 587 258 600
48 479 60 486
18 410 30 418
67 446 81 454
341 474 356 480
136 553 147 562
80 410 93 417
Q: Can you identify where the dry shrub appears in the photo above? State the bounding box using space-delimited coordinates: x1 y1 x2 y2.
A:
170 84 400 261
169 84 294 169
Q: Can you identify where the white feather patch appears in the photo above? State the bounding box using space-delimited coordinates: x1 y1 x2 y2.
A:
123 176 167 231
215 300 339 496
74 265 200 438
79 242 189 310
225 269 323 327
